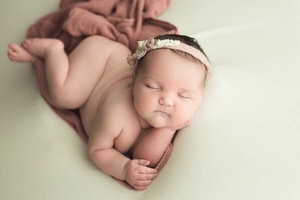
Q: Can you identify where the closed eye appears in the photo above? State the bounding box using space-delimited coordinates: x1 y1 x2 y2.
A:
145 83 160 90
178 93 191 99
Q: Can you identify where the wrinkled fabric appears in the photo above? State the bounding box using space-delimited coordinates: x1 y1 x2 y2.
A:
27 0 178 53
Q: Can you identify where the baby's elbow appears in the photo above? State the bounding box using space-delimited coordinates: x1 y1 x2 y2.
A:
88 145 104 164
88 147 99 163
88 146 111 172
88 143 98 157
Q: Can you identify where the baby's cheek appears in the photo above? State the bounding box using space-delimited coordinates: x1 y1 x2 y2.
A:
177 106 195 122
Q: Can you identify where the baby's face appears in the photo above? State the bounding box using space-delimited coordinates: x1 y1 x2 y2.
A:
133 49 206 129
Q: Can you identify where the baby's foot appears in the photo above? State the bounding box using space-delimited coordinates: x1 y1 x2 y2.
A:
7 43 37 63
22 38 64 58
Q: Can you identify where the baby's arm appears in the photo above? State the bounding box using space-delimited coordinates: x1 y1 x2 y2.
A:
132 128 176 168
88 128 158 190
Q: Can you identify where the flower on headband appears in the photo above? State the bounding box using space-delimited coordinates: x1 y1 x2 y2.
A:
127 38 181 65
143 38 156 50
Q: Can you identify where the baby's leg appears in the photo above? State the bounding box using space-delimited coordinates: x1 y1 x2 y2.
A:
21 39 76 107
7 42 62 107
20 36 125 109
22 39 68 87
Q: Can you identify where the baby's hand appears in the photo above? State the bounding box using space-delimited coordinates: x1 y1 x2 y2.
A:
123 159 158 190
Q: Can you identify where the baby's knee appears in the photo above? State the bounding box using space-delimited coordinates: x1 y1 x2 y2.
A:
44 39 65 53
51 39 64 49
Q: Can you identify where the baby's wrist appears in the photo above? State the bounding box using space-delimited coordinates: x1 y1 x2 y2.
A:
122 159 131 181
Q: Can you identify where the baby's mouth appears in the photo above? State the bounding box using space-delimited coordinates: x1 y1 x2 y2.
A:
154 110 170 117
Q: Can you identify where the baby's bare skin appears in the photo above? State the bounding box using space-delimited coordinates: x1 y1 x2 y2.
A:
8 35 206 190
8 36 159 190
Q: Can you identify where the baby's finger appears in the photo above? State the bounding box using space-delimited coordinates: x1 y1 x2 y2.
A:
133 180 153 190
136 179 152 186
139 166 158 175
136 159 150 166
133 185 148 191
141 172 158 180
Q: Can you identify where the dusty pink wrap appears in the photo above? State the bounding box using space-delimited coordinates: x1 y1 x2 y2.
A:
27 0 178 53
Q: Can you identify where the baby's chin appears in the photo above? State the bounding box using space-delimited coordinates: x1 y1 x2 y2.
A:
147 115 169 128
149 118 190 131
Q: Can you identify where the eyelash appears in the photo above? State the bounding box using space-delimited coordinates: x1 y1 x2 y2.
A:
145 84 159 89
178 94 191 99
145 85 191 99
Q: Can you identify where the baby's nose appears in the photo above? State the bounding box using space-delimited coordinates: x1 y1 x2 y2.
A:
158 95 173 107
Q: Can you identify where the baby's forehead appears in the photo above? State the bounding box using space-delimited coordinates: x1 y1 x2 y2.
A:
136 49 207 84
140 49 203 67
141 72 204 91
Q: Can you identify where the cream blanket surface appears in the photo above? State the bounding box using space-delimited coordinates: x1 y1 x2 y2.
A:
26 0 178 182
2 0 300 198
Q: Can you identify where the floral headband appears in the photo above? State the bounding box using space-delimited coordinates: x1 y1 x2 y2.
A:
127 37 211 73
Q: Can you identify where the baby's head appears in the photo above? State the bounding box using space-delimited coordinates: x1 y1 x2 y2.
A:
129 34 211 130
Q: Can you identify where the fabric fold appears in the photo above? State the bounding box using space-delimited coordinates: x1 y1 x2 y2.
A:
27 0 178 52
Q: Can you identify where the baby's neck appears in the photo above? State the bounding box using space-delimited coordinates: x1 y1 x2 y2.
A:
138 116 150 129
